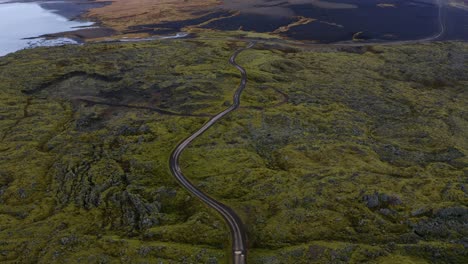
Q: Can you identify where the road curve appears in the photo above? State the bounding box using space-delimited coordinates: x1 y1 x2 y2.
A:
431 0 446 41
169 42 255 264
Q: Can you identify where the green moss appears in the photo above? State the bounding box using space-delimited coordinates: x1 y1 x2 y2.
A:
0 38 466 263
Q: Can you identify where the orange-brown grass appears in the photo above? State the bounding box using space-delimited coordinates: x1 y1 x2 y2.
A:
86 0 221 31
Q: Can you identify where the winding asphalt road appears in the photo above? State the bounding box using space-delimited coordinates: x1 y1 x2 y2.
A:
169 42 255 264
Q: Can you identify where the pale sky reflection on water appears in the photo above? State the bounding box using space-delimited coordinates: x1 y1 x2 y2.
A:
0 2 93 56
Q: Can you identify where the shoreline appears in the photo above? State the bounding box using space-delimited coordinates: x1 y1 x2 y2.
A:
1 0 468 56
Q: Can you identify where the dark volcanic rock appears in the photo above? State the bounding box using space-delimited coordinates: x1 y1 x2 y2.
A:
362 192 402 209
413 206 468 240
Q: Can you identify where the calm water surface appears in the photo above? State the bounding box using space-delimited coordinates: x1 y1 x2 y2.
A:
205 0 468 43
0 1 93 56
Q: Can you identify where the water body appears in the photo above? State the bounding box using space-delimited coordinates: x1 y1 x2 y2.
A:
200 0 468 43
0 1 94 56
286 0 439 42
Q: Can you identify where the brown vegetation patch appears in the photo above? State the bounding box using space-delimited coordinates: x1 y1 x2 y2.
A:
86 0 221 31
273 16 317 34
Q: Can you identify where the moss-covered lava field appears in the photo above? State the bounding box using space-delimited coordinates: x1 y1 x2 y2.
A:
0 38 467 263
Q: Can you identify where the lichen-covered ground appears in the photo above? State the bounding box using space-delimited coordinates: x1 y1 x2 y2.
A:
0 38 467 263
